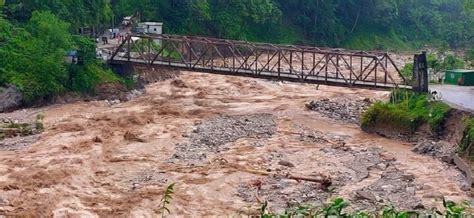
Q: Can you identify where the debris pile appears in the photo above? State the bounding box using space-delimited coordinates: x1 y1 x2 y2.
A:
236 143 403 212
305 98 373 124
0 135 39 151
237 174 332 213
128 169 169 190
0 116 44 150
340 147 392 182
172 113 276 164
298 128 348 146
0 117 43 140
412 140 456 162
353 166 423 210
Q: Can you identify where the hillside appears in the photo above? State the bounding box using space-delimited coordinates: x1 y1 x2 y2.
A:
3 0 474 49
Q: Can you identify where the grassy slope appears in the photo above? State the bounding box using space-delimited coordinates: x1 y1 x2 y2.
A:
361 90 452 134
461 117 474 159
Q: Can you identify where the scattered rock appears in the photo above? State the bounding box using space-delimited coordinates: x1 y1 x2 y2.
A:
0 85 23 113
237 174 331 214
93 136 103 143
128 169 168 190
125 89 146 101
172 113 276 164
412 140 456 160
356 190 377 202
171 79 188 88
453 155 473 189
0 119 43 139
278 160 295 168
422 192 444 199
124 131 146 142
342 147 391 182
441 155 454 164
297 125 349 145
405 186 416 195
305 98 372 124
0 135 39 151
401 174 416 182
353 166 422 210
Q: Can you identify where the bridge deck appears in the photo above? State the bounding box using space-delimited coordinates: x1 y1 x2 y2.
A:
111 57 408 89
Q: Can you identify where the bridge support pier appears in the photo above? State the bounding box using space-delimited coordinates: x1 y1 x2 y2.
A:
412 52 429 93
109 63 135 78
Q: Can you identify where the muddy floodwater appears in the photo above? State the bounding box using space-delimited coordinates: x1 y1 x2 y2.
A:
0 72 469 216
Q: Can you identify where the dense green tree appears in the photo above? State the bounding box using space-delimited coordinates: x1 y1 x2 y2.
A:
466 0 474 10
0 11 72 101
4 0 473 48
442 55 465 70
0 11 119 103
0 0 472 105
3 0 112 31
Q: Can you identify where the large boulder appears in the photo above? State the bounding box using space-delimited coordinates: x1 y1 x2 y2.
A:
0 85 23 113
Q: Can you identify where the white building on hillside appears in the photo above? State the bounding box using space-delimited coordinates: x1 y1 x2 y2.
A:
137 22 163 35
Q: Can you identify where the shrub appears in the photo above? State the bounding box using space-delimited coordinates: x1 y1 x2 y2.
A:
400 63 413 85
361 102 421 134
361 89 451 135
460 117 474 159
258 197 471 217
68 63 121 94
426 102 451 131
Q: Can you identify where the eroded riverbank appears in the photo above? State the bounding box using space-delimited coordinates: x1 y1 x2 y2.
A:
0 72 469 216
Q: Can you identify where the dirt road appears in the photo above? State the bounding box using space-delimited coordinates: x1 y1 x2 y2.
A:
0 72 468 216
431 84 474 112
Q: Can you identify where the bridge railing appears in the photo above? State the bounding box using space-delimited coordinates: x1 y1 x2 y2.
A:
110 34 408 89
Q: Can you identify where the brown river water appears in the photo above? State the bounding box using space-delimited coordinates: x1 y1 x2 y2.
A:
0 72 468 216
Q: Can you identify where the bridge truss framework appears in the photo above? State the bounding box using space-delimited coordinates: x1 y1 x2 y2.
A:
109 34 409 89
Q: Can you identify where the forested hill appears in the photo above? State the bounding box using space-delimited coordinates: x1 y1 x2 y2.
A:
3 0 474 50
0 0 473 106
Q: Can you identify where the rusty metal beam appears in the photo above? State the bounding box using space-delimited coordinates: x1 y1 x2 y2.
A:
108 33 408 89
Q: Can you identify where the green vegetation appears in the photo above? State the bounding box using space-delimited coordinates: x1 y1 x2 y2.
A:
159 183 175 217
0 12 120 103
2 0 112 31
401 52 467 84
460 117 474 159
0 1 472 104
3 0 473 49
258 197 471 217
0 114 44 139
400 63 414 84
467 48 474 67
361 89 451 134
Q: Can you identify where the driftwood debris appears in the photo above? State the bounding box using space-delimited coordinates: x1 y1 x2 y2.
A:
1 116 44 140
242 167 331 185
208 157 332 185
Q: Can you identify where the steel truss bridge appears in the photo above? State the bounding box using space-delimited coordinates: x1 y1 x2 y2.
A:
109 34 409 89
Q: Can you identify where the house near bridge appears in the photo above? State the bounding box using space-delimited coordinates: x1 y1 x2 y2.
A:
136 22 163 35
